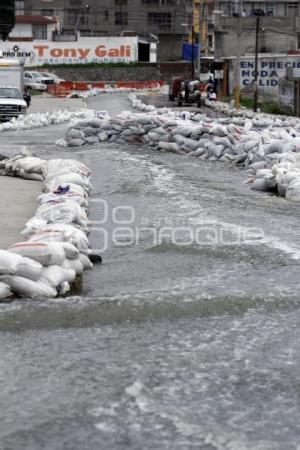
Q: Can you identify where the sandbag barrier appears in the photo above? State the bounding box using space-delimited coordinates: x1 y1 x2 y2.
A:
0 154 97 300
0 109 95 133
61 93 300 203
206 99 300 129
49 80 164 97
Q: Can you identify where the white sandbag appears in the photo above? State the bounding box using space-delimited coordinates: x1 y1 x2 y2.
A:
41 265 76 287
2 275 57 298
24 223 89 252
45 173 91 191
210 124 228 136
79 254 93 270
5 156 46 175
68 138 86 147
15 257 43 281
65 128 84 140
62 257 84 275
0 250 24 275
62 242 79 260
264 141 284 155
38 192 88 208
84 135 99 145
250 178 270 192
33 200 88 229
286 178 300 201
9 242 66 266
0 281 12 300
44 159 91 178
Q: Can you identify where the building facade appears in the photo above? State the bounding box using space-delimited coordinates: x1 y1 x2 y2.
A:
17 0 193 60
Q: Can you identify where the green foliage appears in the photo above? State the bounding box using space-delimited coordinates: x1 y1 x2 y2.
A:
220 95 286 116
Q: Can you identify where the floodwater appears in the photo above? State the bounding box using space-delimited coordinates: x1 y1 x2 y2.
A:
1 94 300 450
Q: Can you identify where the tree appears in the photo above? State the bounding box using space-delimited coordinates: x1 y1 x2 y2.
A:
0 0 15 41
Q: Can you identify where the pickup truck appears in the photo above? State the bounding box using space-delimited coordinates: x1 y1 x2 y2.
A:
0 86 27 122
0 58 28 121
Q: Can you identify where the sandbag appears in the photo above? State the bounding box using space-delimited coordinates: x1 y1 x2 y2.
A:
9 242 66 266
0 250 23 275
41 265 76 287
286 178 300 201
0 281 12 300
2 275 57 298
62 257 84 275
15 257 43 281
79 253 93 270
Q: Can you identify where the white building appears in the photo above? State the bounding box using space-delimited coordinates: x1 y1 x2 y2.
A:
9 15 58 42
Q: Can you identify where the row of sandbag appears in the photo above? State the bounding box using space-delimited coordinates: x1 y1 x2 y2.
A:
0 109 94 133
62 105 252 158
61 102 300 201
0 155 94 300
206 99 300 129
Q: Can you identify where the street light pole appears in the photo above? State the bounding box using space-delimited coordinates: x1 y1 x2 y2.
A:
253 15 260 112
234 15 241 109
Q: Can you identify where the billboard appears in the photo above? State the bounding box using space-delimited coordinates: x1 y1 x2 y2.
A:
0 36 139 66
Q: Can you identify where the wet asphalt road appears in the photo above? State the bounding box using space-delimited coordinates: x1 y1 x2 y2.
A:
0 93 300 450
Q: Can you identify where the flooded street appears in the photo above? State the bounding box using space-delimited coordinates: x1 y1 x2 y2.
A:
1 93 300 449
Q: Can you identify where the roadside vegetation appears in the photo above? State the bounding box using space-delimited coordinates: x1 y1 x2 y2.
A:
220 96 286 115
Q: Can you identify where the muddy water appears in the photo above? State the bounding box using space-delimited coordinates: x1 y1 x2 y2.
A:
0 94 300 450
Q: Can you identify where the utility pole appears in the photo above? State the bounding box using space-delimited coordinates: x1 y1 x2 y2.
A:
253 15 260 112
233 15 241 109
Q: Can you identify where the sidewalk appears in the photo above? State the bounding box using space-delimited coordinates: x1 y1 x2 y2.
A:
0 177 40 249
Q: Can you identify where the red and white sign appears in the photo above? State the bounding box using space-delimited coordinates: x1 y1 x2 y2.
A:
0 36 139 66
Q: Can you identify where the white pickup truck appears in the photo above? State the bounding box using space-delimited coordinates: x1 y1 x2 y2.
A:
0 58 27 121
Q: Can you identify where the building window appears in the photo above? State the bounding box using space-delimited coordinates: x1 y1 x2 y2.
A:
265 3 275 16
286 2 298 16
104 10 109 21
15 0 25 15
68 11 77 25
70 0 83 5
141 0 159 4
148 12 172 28
115 0 127 5
41 9 54 16
32 24 47 39
115 11 128 25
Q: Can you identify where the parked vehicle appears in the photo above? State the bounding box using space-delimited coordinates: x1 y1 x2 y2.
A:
24 77 47 92
24 71 54 86
0 86 27 121
39 72 65 84
0 58 27 121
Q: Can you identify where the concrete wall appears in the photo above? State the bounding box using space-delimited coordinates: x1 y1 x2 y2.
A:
278 78 294 114
45 64 161 82
214 16 297 59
